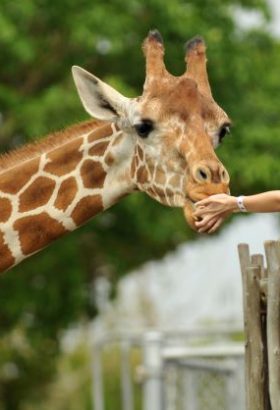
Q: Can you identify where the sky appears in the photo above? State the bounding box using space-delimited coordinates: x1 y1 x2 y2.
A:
268 0 280 36
237 0 280 37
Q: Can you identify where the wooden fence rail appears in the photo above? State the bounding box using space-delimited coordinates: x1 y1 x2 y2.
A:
238 240 280 410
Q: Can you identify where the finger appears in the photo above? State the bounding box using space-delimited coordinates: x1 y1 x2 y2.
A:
204 217 221 234
193 207 216 218
197 216 218 233
195 212 219 225
208 218 223 234
193 209 208 218
195 219 206 227
195 214 213 227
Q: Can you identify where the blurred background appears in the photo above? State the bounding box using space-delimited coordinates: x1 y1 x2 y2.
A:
1 0 280 408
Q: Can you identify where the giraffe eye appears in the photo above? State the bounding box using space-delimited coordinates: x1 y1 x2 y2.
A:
135 119 154 138
218 124 231 142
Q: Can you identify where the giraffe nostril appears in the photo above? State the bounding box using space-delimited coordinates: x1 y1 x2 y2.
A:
198 169 208 180
220 168 230 183
193 163 229 184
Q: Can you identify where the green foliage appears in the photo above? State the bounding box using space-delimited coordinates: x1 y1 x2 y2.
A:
20 340 142 410
0 0 279 407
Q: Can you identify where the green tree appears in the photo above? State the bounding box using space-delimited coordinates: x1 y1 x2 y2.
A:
0 0 279 407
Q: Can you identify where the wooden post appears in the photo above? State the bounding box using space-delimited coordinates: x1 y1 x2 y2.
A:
243 265 266 410
264 241 280 410
238 243 253 410
238 244 250 312
251 254 265 278
258 262 271 410
238 240 280 410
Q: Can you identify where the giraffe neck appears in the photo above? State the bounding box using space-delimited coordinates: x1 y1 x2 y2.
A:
0 121 134 272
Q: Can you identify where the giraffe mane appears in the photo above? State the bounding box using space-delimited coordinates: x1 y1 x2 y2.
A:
0 119 105 172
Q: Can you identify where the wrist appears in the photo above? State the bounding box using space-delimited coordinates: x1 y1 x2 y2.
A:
227 196 238 212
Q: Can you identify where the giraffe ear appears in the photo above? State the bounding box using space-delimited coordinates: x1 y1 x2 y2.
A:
72 66 129 121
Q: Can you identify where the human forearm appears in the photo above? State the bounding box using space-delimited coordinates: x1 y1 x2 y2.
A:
241 191 280 212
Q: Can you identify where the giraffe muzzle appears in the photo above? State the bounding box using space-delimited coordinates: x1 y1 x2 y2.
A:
183 161 230 230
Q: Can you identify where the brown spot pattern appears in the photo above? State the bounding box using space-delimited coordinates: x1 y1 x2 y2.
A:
0 158 40 194
154 168 167 186
0 231 15 272
0 198 12 222
45 138 83 176
130 158 137 178
137 166 149 184
147 187 158 198
0 120 102 172
71 195 103 225
166 188 174 197
137 146 144 161
14 212 67 255
153 186 166 198
104 153 114 167
54 177 77 211
89 141 109 157
168 174 181 188
88 124 112 143
81 160 106 189
19 177 56 212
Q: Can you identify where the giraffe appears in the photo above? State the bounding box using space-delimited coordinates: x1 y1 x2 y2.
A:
0 30 231 273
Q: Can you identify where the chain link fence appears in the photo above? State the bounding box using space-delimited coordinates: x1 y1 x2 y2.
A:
163 357 244 410
92 329 245 410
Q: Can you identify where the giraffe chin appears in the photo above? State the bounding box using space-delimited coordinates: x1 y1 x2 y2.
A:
183 200 197 231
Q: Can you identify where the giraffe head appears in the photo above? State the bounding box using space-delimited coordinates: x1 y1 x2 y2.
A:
72 30 230 229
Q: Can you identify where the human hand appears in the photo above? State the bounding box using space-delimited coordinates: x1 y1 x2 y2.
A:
193 194 237 219
193 194 237 234
194 211 230 233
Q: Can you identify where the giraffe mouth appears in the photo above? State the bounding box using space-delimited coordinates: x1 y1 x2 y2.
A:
183 197 200 230
183 185 230 230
